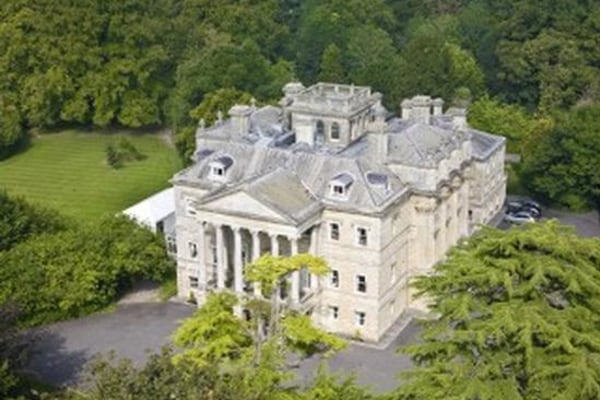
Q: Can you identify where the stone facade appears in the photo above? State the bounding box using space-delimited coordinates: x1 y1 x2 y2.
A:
171 82 506 342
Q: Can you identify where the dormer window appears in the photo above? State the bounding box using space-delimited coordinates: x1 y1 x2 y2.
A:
212 166 224 176
208 156 233 181
366 172 390 191
329 173 353 199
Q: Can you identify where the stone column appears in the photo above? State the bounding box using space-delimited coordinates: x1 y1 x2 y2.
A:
233 226 243 294
251 230 261 296
198 222 206 287
290 236 300 303
215 224 225 289
270 234 279 256
309 227 319 291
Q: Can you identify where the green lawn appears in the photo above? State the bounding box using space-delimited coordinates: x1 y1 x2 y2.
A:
0 130 182 221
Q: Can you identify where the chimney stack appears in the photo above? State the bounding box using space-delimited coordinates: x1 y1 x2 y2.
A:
432 98 444 116
400 95 434 124
228 105 253 136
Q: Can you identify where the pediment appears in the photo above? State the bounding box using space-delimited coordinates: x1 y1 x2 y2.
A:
199 191 291 223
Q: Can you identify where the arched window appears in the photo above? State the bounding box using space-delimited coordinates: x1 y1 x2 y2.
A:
315 120 325 145
331 122 340 140
316 120 324 135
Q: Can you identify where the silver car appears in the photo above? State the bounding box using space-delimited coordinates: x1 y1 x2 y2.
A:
504 211 535 225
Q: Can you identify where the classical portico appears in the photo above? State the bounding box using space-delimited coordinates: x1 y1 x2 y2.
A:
184 182 322 309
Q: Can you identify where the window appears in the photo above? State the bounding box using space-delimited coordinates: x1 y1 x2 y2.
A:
167 236 177 254
355 311 366 326
330 270 339 288
330 223 340 240
357 227 368 246
331 122 340 140
390 262 397 283
329 173 353 198
329 306 339 320
316 120 325 135
356 274 367 293
189 276 199 289
315 120 325 145
188 242 198 258
208 156 233 180
211 166 224 176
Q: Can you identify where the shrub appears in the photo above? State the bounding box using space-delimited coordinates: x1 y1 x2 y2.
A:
0 216 175 326
117 138 146 161
105 143 123 169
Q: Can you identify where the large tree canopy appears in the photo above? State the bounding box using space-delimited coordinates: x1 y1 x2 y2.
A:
521 104 600 210
0 215 174 326
396 221 600 400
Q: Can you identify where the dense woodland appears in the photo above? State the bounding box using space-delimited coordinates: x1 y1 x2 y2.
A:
1 0 599 208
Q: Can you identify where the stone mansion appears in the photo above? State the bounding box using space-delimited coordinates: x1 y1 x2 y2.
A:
171 82 506 342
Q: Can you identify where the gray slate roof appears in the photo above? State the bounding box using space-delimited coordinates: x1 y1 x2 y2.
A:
174 102 505 222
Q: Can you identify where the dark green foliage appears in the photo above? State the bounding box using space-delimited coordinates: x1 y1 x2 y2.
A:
0 191 69 252
522 104 600 210
0 215 174 326
0 303 31 398
105 144 123 169
117 138 146 161
396 221 600 400
318 43 346 83
105 139 146 169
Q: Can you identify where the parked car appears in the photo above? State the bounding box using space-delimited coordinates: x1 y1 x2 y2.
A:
521 205 541 219
504 211 536 225
506 201 525 214
523 201 542 215
504 199 542 219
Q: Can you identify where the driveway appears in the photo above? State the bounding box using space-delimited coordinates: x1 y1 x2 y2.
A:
501 196 600 237
26 300 419 394
26 302 195 387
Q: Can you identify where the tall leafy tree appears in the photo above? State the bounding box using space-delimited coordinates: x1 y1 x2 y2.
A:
0 215 173 326
173 254 345 398
468 96 553 152
318 43 346 83
396 221 600 400
522 104 600 210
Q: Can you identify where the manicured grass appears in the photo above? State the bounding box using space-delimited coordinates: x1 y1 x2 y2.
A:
0 130 182 221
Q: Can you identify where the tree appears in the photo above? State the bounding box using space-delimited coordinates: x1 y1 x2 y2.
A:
521 104 600 210
468 96 553 153
0 303 32 398
173 254 345 398
318 43 346 83
397 15 485 102
0 215 174 326
0 191 69 252
82 348 374 400
396 221 600 400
